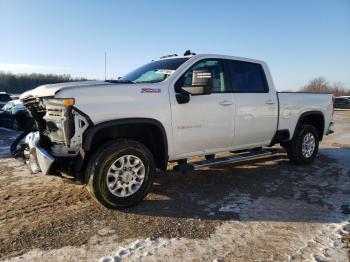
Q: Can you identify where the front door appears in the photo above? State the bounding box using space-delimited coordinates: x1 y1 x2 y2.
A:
169 59 235 158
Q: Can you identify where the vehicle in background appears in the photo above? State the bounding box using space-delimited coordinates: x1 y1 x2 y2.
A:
334 97 350 109
0 92 12 108
10 94 21 100
0 100 33 130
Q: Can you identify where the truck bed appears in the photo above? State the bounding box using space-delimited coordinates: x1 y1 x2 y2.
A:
277 92 333 138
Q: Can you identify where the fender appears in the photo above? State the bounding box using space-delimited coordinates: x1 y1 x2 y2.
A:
83 117 168 157
293 111 325 140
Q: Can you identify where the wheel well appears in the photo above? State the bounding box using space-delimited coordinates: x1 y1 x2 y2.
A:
85 122 168 170
297 112 325 140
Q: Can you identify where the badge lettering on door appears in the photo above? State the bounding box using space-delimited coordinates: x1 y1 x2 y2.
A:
177 124 202 130
141 88 161 93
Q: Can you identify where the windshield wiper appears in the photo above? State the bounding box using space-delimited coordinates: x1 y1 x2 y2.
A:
105 80 135 84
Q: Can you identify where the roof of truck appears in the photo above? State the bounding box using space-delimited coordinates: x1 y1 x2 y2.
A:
159 53 266 66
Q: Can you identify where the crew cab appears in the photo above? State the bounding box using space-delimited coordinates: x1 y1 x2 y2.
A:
18 51 334 209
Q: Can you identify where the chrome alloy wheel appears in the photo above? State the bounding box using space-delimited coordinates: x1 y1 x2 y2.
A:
106 155 145 197
301 133 316 158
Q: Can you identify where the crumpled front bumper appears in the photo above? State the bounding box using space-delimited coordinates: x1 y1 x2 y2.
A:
24 132 55 175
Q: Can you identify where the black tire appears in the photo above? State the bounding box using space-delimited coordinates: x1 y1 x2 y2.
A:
86 139 155 209
286 124 319 165
205 154 215 160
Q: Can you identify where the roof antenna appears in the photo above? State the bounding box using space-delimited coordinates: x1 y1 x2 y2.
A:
104 51 107 81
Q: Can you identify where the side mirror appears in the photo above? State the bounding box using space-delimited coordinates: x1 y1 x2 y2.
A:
181 69 213 95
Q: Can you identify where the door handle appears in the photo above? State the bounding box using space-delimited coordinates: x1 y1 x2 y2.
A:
265 100 275 105
219 101 233 106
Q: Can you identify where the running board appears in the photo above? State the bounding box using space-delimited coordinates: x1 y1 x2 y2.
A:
173 150 273 172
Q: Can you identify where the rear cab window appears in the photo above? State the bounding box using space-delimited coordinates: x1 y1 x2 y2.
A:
227 60 268 93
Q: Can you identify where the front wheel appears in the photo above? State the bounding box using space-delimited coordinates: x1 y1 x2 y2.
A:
86 140 155 209
286 124 319 165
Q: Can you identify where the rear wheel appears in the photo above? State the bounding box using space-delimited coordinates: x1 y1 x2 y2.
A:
286 124 319 165
86 139 155 209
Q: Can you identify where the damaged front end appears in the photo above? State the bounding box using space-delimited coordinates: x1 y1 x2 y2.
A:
16 97 90 176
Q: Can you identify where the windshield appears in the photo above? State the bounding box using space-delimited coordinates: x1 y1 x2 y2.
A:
121 58 189 83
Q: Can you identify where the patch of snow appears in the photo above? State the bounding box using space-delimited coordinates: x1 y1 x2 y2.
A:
100 238 171 261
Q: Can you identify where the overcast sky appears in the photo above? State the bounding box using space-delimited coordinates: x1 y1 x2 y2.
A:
0 0 349 90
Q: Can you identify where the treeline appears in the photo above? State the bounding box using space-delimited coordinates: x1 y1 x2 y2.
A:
0 72 88 94
299 77 350 96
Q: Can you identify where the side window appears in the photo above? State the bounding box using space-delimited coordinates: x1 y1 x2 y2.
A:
178 59 228 93
228 61 268 93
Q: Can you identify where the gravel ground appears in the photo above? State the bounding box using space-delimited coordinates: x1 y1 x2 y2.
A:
0 110 349 261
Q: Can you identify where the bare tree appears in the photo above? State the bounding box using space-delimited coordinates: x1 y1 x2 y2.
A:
300 77 350 96
302 77 330 93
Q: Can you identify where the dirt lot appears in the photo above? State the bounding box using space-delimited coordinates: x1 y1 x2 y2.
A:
0 111 349 261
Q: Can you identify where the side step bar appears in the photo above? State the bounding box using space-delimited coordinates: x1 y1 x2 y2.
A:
173 150 274 172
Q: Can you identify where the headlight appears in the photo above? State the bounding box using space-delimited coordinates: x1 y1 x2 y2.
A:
42 98 74 145
63 98 75 106
43 98 75 107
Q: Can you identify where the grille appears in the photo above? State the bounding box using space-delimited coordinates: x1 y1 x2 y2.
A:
22 97 46 132
22 97 45 113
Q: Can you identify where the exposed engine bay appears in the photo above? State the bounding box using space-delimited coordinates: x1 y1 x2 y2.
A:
18 97 90 174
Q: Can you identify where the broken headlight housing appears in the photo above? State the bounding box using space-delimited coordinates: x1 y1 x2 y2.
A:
42 98 89 156
42 98 75 145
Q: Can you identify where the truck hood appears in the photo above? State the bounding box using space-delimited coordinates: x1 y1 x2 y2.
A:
20 81 111 100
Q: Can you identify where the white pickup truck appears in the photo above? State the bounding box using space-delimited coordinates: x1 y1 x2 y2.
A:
18 51 334 209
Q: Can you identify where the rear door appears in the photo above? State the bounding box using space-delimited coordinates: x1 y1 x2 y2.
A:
226 60 278 147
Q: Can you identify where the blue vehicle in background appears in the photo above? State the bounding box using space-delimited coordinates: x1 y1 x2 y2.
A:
0 100 34 130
